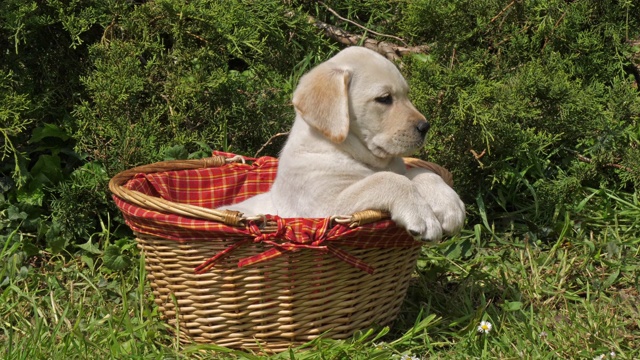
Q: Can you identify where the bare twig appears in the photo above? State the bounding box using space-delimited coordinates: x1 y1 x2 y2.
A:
160 94 175 116
186 31 209 44
490 0 516 23
566 148 634 173
254 132 289 157
101 17 118 45
449 47 456 69
307 15 431 62
471 149 486 160
541 11 567 52
470 149 486 168
319 1 408 46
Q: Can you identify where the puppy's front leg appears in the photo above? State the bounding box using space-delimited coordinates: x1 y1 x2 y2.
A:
406 168 466 236
335 172 443 241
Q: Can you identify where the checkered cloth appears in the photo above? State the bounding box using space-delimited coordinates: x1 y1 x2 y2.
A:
113 151 421 274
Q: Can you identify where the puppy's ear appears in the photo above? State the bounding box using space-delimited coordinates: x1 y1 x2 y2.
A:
292 64 351 143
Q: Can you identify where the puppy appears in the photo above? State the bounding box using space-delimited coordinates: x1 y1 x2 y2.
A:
224 46 465 241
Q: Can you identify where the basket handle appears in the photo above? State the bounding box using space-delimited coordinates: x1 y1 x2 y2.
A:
109 155 246 226
109 155 453 227
403 157 454 187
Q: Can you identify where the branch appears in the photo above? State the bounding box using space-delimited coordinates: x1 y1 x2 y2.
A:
566 148 634 173
490 0 516 23
254 132 289 158
469 149 486 168
306 15 431 62
319 1 408 46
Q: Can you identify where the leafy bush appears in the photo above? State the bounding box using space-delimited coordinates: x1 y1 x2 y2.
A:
1 0 334 251
1 0 639 255
400 0 640 239
1 0 100 254
73 0 335 174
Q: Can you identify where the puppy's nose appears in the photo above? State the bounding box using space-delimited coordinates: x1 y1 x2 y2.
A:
416 121 430 136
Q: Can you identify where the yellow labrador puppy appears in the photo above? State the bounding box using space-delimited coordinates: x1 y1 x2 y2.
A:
225 46 465 241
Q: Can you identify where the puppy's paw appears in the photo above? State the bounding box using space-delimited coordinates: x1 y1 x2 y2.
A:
409 171 466 236
390 197 443 242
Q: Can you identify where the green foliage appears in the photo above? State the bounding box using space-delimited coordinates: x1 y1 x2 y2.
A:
0 0 335 250
4 0 633 251
1 0 101 252
48 161 113 250
0 122 86 255
0 71 32 185
399 0 640 238
73 0 334 174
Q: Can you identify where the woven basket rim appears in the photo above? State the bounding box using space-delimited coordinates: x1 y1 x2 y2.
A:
109 154 453 228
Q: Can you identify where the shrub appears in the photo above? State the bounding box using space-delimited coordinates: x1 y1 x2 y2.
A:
0 0 334 249
0 0 639 253
73 0 335 174
400 0 640 238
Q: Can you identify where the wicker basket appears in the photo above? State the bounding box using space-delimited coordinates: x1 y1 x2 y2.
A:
109 153 453 352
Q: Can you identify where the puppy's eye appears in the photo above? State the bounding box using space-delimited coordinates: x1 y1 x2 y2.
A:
374 94 393 105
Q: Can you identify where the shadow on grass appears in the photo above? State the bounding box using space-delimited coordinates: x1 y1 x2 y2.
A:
388 262 525 343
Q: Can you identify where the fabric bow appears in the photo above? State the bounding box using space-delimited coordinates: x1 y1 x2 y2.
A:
195 215 375 274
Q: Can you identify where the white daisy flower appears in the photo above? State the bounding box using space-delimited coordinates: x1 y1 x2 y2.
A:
477 320 492 334
399 355 420 360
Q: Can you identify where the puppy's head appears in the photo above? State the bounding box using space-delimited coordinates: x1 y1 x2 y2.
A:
292 46 428 161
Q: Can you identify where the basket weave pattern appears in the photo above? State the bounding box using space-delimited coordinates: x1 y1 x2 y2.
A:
109 152 452 351
139 234 419 350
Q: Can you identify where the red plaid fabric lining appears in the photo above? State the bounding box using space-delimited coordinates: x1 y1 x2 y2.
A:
112 151 420 274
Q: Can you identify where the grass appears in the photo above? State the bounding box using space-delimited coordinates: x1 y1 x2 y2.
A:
1 189 639 359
